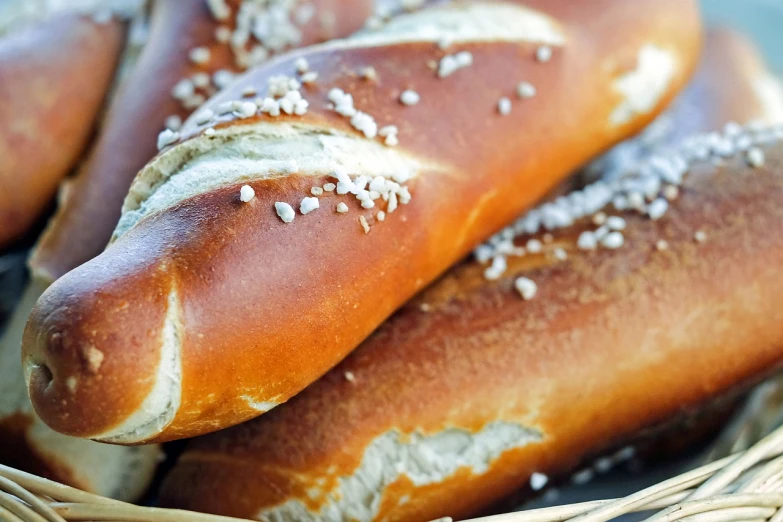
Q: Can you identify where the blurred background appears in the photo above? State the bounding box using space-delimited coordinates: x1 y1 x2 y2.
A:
702 0 783 74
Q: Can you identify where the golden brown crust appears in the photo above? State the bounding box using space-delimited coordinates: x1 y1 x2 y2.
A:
29 0 374 282
159 141 783 522
22 0 702 443
0 14 124 248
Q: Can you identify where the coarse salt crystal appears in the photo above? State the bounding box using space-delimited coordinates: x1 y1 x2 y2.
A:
577 231 597 250
526 239 543 253
165 115 182 131
400 90 420 106
359 215 371 233
530 472 548 491
275 202 295 223
301 71 318 84
647 198 668 220
239 185 255 202
234 101 258 118
747 147 765 168
157 129 179 150
171 79 195 100
300 197 319 214
536 46 553 62
498 97 512 116
295 57 309 73
189 46 211 64
602 232 624 249
517 81 537 99
515 277 537 300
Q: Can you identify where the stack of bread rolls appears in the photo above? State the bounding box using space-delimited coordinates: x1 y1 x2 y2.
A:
0 0 372 500
2 0 783 520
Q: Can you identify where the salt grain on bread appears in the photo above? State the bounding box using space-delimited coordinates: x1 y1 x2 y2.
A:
23 0 701 443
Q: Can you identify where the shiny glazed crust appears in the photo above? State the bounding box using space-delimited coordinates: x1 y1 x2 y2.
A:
22 0 702 443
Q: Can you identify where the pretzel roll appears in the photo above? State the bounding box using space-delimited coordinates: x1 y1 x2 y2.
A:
159 124 783 522
23 0 701 444
29 0 374 283
0 7 129 248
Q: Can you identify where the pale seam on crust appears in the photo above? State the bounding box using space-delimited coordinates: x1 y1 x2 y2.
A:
241 396 280 414
256 422 543 522
344 2 566 48
113 123 432 240
753 74 783 125
92 288 183 444
610 45 677 126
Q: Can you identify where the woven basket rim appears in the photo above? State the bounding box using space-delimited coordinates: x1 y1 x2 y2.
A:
3 419 783 522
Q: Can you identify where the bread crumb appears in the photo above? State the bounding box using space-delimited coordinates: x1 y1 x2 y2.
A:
359 215 370 233
65 376 78 394
344 371 356 383
83 345 104 374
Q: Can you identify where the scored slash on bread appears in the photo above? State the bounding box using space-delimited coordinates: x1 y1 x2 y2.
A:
21 0 701 444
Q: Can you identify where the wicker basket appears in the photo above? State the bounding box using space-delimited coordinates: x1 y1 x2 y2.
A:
2 379 783 522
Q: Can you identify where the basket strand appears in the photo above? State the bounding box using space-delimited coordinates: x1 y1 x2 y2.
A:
644 493 783 522
0 504 24 522
0 477 64 522
689 424 783 500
